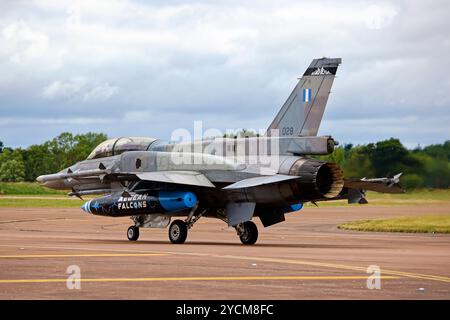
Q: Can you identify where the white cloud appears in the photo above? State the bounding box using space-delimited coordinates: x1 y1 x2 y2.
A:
42 78 118 102
124 111 153 123
42 77 87 100
2 21 49 64
0 116 115 126
83 83 119 102
364 4 398 30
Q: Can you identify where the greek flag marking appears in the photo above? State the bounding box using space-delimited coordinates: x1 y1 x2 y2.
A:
303 88 312 102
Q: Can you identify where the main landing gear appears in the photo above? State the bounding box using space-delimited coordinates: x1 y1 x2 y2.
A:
235 221 258 245
168 220 188 244
126 207 204 244
168 208 204 244
126 219 191 244
125 209 259 245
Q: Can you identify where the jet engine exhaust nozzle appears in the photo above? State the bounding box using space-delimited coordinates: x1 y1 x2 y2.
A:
289 159 344 199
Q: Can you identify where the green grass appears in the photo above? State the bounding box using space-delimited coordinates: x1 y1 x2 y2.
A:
338 215 450 234
365 189 450 202
304 189 450 208
0 182 65 195
0 198 83 208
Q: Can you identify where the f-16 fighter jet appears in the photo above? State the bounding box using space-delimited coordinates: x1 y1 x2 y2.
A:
37 58 403 244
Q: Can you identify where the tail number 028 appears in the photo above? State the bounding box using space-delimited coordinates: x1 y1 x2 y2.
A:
282 127 294 135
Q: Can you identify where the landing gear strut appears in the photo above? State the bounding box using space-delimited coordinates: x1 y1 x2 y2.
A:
127 226 139 241
236 221 258 245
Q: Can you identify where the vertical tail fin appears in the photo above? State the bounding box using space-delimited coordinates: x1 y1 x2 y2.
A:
266 57 341 137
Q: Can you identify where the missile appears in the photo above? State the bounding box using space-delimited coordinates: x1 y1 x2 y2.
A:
81 191 197 216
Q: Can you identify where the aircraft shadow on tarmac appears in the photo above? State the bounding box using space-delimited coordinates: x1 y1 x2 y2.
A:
86 238 377 249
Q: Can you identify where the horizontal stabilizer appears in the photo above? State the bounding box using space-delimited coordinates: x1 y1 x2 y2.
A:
223 174 298 190
136 171 215 188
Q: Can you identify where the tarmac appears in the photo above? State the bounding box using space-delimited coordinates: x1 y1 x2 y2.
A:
0 204 449 299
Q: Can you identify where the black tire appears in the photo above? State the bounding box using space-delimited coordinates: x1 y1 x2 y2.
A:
169 220 188 244
127 226 139 241
239 221 258 245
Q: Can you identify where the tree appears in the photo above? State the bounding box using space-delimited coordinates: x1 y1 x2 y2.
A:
361 138 421 177
223 129 258 138
343 145 375 178
47 132 76 170
401 174 424 189
43 132 107 172
422 157 450 188
0 132 448 187
72 132 108 161
21 132 108 180
0 149 26 182
22 144 55 181
420 140 450 161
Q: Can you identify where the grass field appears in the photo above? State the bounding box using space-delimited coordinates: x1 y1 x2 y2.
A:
0 182 65 195
0 182 81 207
0 197 83 208
303 189 450 208
338 215 450 234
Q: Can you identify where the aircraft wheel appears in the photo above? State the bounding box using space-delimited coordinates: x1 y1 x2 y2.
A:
169 220 188 244
127 226 139 241
239 221 258 245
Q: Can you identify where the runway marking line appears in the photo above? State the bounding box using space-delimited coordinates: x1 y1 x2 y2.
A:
1 244 449 283
0 253 168 258
0 275 399 284
199 254 450 283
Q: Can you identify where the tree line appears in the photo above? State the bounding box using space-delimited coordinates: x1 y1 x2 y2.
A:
0 133 448 189
0 132 107 182
317 138 449 189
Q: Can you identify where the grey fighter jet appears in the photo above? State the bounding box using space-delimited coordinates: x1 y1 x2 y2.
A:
36 58 403 245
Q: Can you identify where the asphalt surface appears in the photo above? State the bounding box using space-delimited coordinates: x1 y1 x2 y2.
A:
0 204 449 299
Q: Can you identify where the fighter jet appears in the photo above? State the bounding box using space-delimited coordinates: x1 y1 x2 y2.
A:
36 58 403 244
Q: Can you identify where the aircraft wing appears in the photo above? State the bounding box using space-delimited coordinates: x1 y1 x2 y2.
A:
135 171 216 188
222 174 298 190
344 173 404 194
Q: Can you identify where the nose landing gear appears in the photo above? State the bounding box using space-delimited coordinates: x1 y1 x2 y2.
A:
127 226 140 241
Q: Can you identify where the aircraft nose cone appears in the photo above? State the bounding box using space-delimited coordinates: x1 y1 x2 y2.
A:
36 176 44 184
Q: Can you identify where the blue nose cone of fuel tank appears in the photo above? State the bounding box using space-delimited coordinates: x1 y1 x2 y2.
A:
158 191 197 211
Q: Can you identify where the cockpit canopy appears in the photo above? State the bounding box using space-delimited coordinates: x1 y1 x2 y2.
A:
87 137 157 160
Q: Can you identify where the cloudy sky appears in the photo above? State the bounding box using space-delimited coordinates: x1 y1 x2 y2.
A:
0 0 449 148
